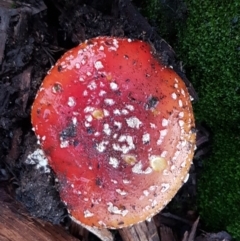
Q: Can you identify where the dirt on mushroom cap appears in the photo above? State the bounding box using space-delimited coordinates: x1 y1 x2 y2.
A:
31 36 196 229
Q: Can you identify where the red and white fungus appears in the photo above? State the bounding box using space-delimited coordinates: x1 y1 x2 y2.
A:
31 36 196 229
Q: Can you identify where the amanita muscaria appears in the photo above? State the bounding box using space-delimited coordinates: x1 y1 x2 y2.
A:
31 36 196 229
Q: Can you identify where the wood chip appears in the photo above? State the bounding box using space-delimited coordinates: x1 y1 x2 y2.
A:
119 219 160 241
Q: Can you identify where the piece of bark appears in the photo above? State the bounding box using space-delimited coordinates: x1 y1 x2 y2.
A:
69 221 89 241
17 66 32 113
159 226 177 241
0 184 80 241
0 6 34 76
4 128 23 167
0 6 13 64
119 219 160 241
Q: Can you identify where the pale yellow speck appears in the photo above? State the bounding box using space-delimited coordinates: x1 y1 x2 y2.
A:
149 155 167 172
151 108 160 116
106 74 112 81
122 154 137 165
92 109 104 119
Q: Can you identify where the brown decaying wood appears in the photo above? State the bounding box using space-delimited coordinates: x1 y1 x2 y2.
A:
119 219 160 241
0 185 79 241
69 221 89 241
160 226 177 241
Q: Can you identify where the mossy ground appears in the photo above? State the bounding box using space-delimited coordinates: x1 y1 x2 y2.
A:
140 0 240 239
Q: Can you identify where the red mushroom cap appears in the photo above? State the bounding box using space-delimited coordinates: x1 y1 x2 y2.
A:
31 37 196 228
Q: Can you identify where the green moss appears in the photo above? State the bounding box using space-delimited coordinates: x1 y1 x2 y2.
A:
198 131 240 239
141 0 161 21
176 0 240 129
140 0 188 41
140 0 168 37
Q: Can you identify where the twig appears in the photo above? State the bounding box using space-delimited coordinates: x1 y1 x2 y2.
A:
181 217 200 241
188 217 200 241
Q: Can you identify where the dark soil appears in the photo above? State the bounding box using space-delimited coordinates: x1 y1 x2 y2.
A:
0 0 205 240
